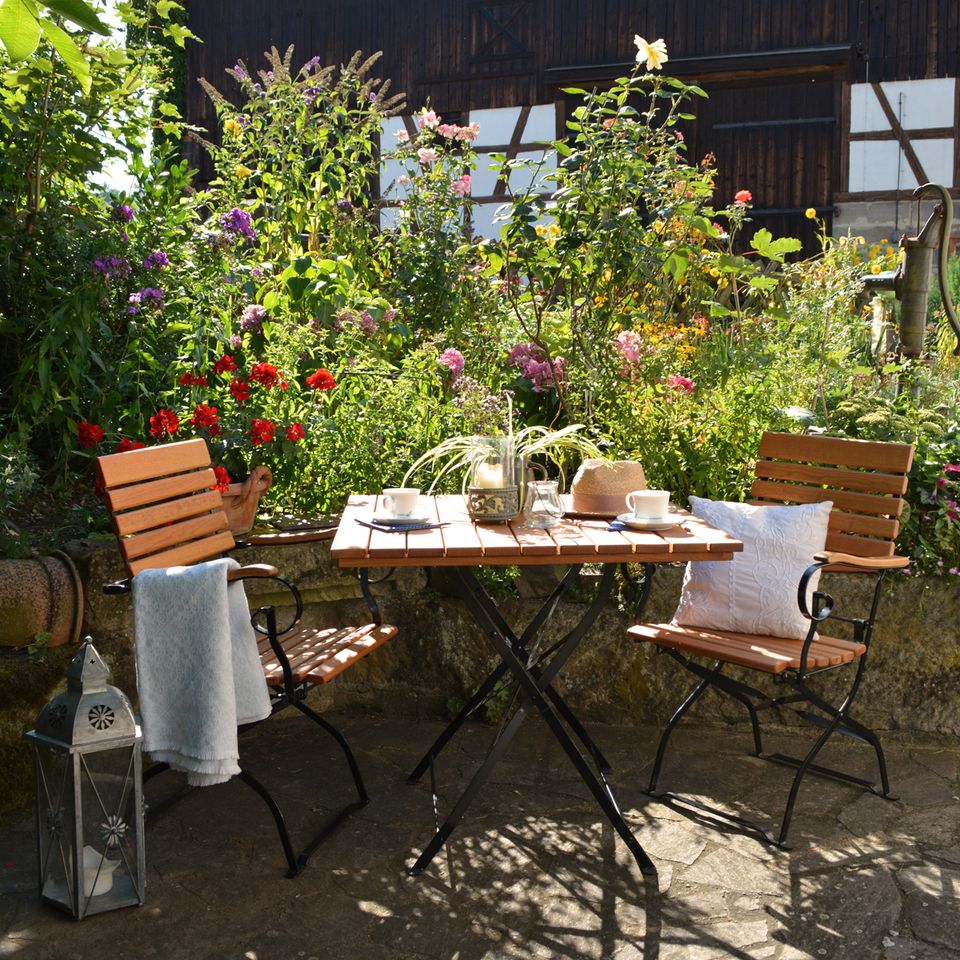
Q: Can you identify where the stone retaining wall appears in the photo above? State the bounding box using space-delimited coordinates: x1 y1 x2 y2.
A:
1 537 957 817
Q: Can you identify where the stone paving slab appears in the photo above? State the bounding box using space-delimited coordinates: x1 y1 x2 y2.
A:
1 714 959 960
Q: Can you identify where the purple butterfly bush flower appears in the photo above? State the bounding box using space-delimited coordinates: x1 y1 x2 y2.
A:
110 203 135 223
219 208 258 242
142 251 169 270
92 255 131 280
233 62 248 80
303 56 322 73
303 86 321 106
356 310 377 335
240 303 267 332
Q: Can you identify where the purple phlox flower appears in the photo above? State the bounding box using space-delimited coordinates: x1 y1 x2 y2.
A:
309 317 322 334
92 255 131 280
383 307 397 324
251 266 264 279
240 303 267 333
437 347 465 382
229 333 242 350
127 287 163 314
356 310 377 335
614 330 643 367
219 207 258 241
334 309 354 332
142 250 169 270
668 374 695 394
337 198 353 213
119 230 129 245
110 203 135 223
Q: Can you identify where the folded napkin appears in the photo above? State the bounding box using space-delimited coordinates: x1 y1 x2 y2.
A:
132 558 271 786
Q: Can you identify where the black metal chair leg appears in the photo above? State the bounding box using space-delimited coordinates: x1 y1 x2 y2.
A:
777 718 841 846
834 711 897 798
647 676 712 793
237 768 300 877
294 699 370 805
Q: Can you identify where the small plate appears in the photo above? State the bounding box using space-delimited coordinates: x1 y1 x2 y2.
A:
372 513 431 526
615 513 681 531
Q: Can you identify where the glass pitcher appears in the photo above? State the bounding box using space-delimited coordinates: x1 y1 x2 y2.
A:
524 480 564 528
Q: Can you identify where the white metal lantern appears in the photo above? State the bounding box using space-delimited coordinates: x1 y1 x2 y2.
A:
467 436 520 522
26 638 145 919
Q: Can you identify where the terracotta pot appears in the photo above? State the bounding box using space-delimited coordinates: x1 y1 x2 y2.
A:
0 550 84 648
221 465 273 534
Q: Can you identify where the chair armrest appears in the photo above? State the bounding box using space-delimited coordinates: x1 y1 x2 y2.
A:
227 563 280 581
813 552 910 571
103 580 131 595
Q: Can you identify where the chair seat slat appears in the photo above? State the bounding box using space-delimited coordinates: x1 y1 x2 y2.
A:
629 622 865 674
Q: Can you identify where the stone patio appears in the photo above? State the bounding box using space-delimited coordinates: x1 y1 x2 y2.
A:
1 713 959 960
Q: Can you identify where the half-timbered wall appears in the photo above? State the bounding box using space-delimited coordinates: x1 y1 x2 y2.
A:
183 0 960 246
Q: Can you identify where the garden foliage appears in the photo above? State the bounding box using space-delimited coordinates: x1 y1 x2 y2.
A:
0 25 958 574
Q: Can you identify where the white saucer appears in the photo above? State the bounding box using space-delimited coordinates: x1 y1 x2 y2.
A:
372 512 431 526
616 513 680 531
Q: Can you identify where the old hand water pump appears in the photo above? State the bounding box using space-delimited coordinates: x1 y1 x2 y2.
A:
863 182 959 357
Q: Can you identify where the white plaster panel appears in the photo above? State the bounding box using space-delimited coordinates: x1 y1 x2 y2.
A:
471 158 503 198
912 139 956 187
848 140 919 192
380 156 412 200
522 104 559 143
850 78 957 133
379 206 401 231
508 150 555 194
381 116 408 140
469 202 503 240
468 106 523 146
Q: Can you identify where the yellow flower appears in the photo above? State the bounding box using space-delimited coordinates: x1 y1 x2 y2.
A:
235 164 253 179
602 268 612 282
224 118 243 136
634 35 668 71
653 219 665 234
547 224 560 237
594 295 607 307
708 267 720 278
535 225 548 237
870 263 882 274
804 207 817 219
886 245 895 258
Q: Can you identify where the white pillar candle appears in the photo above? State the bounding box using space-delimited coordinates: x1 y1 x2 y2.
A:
474 462 505 488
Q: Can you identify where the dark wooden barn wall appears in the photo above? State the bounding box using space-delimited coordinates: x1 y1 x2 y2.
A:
182 0 960 247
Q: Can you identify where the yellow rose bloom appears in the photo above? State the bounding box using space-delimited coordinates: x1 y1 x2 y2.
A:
235 164 253 179
804 207 817 219
224 118 243 136
870 264 882 274
547 224 560 237
708 267 720 278
634 35 668 71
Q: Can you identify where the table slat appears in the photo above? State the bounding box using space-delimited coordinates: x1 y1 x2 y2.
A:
509 520 562 556
435 495 485 558
331 496 375 559
573 520 637 555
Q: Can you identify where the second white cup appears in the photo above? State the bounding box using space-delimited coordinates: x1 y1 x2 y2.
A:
625 489 670 520
382 487 421 518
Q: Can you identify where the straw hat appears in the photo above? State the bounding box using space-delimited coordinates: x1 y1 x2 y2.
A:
570 459 647 517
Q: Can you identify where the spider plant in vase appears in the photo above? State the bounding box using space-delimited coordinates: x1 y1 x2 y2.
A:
403 410 602 523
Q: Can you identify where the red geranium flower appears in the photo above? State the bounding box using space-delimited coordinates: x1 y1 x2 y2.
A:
249 361 284 390
306 368 336 390
229 377 250 404
116 437 146 453
212 465 231 493
178 372 209 388
733 189 752 205
77 420 104 448
212 353 238 375
190 403 222 437
249 418 276 445
149 408 180 439
285 422 306 442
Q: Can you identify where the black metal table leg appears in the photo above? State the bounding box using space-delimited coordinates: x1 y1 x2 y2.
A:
409 563 657 880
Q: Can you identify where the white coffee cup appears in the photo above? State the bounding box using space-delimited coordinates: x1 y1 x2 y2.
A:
625 489 670 520
381 487 420 518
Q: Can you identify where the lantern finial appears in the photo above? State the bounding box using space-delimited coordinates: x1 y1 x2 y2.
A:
65 637 110 694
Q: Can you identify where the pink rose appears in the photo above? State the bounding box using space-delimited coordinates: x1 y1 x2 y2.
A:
417 147 437 166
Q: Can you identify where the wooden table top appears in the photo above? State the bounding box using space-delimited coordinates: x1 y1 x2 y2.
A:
330 494 743 568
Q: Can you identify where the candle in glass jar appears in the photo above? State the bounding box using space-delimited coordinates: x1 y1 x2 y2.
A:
474 462 504 488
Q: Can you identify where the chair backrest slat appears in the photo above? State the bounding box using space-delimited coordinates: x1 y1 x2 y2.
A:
127 532 237 576
96 438 236 580
751 432 914 561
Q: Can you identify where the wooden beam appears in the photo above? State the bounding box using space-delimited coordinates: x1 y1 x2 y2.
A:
849 127 956 141
870 82 929 186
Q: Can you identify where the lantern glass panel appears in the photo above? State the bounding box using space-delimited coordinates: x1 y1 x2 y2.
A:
34 741 76 910
76 746 142 916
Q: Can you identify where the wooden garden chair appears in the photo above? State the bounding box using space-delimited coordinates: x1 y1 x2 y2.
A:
629 431 914 846
95 437 398 876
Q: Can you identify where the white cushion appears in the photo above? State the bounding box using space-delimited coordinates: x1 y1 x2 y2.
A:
673 498 833 641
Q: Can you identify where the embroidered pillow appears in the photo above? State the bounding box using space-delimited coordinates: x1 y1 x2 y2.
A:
673 498 833 641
